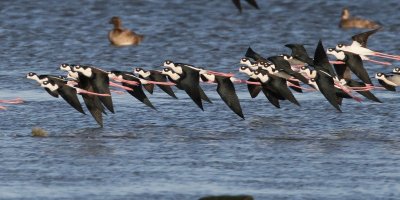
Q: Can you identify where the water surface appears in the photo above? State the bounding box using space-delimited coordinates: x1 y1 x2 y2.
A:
1 0 400 199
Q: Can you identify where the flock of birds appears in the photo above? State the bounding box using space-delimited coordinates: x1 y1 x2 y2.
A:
22 28 400 127
0 1 394 128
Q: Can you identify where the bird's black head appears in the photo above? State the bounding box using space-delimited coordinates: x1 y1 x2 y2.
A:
239 66 249 70
164 60 173 65
257 61 265 65
27 72 36 76
241 58 249 62
327 48 335 52
60 63 69 68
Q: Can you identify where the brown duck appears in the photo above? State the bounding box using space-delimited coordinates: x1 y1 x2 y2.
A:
108 16 144 46
339 8 381 29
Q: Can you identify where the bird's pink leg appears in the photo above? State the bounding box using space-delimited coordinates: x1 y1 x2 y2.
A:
335 83 363 102
231 78 261 85
0 98 24 104
207 70 235 77
329 61 345 65
0 106 7 110
364 58 392 66
110 90 126 95
109 81 133 91
76 88 111 96
372 52 400 60
287 82 316 91
112 77 140 86
144 80 176 86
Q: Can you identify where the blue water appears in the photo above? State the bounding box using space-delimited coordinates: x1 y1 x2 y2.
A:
1 0 400 199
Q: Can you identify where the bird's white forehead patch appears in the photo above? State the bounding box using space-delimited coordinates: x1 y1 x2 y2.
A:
41 82 59 91
140 70 151 77
258 73 269 83
203 73 215 82
75 67 92 77
60 65 71 71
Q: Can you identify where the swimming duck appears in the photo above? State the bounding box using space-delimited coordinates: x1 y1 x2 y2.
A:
339 8 381 29
108 16 144 46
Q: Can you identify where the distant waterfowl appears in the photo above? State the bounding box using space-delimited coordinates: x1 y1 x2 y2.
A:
108 16 144 46
339 8 381 29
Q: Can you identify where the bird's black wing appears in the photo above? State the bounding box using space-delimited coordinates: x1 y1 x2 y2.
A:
245 47 268 61
287 79 302 93
58 84 86 114
81 94 104 127
345 52 372 85
313 40 337 77
180 67 204 110
247 78 262 98
245 0 259 9
78 74 105 127
150 71 178 99
122 74 156 110
232 0 242 13
90 68 114 113
138 74 154 94
347 80 382 103
378 79 396 91
143 83 154 94
316 72 342 112
269 76 300 106
261 85 280 108
285 44 313 65
268 56 309 84
351 28 381 47
199 86 212 103
334 63 351 80
215 76 244 119
44 88 59 98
